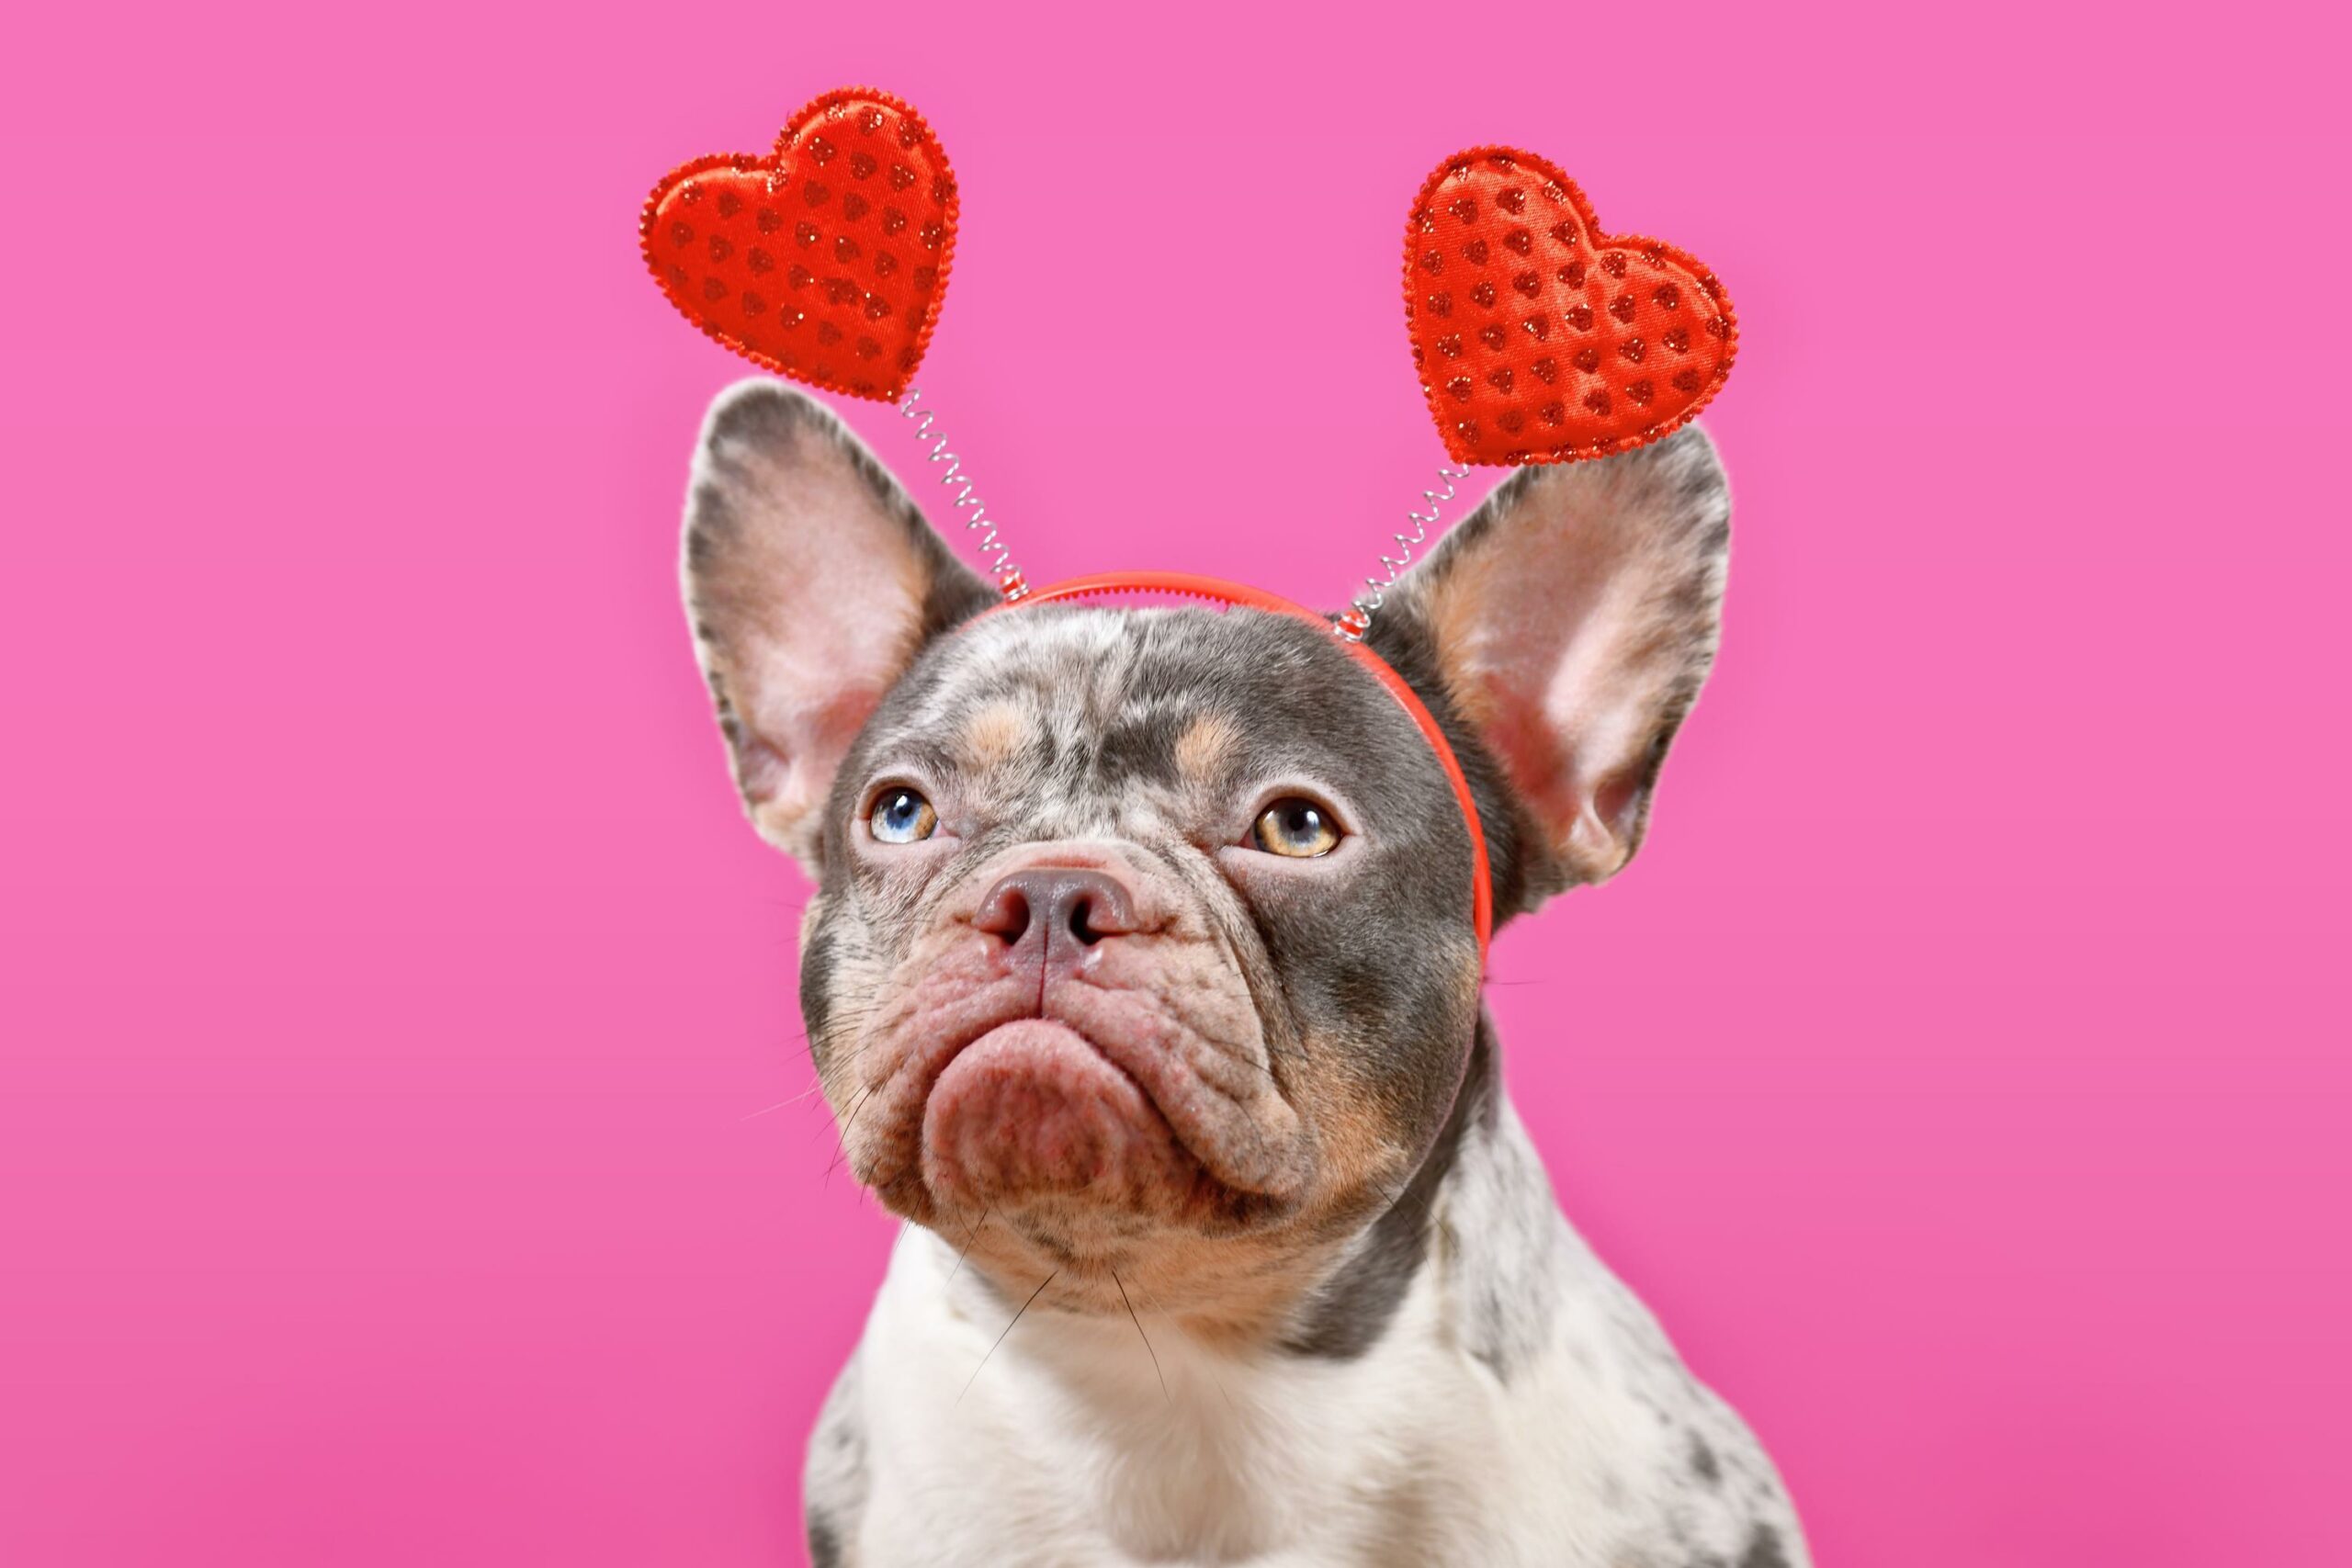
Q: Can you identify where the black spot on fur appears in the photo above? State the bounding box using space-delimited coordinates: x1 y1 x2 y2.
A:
1091 714 1177 787
799 918 842 1061
1690 1432 1723 1485
1739 1523 1790 1568
803 1354 868 1565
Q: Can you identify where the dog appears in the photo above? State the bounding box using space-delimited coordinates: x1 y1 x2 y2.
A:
679 379 1809 1567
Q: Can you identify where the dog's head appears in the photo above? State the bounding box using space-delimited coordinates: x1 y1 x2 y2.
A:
683 382 1728 1332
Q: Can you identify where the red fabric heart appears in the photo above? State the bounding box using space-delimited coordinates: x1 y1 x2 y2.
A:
1404 148 1736 465
640 88 956 401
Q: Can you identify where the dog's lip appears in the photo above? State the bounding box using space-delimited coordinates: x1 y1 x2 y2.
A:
922 1017 1159 1142
907 1006 1281 1203
932 1017 1148 1102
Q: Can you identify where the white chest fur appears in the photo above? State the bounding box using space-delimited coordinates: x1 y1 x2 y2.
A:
829 1104 1805 1568
857 1229 1510 1566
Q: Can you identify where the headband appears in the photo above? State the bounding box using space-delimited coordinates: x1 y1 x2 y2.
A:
641 86 1741 971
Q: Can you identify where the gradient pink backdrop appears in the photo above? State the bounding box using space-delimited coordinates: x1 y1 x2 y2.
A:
3 3 2346 1562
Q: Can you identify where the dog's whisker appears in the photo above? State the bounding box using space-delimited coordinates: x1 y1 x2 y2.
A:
1111 1268 1170 1404
740 1079 830 1121
1125 1274 1233 1413
958 1269 1057 1405
1370 1171 1444 1236
1132 1274 1242 1420
824 1081 882 1180
944 1206 992 1291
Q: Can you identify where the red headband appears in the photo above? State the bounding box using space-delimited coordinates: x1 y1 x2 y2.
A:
983 572 1493 964
644 89 1743 977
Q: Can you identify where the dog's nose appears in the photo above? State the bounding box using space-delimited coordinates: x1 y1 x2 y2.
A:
973 868 1139 956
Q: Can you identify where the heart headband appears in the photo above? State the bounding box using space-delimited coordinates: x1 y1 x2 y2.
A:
639 88 1023 594
641 86 1745 962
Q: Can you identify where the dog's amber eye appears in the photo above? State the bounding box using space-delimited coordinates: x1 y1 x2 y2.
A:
1251 796 1342 858
869 786 938 844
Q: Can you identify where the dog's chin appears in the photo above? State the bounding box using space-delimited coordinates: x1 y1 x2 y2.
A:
917 1020 1213 1221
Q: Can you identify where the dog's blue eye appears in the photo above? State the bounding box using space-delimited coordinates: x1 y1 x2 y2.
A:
1251 796 1342 858
869 787 937 844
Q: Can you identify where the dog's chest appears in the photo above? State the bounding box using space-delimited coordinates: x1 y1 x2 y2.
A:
824 1104 1809 1568
854 1230 1523 1566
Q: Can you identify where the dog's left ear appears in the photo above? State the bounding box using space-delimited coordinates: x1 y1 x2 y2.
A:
1375 427 1731 904
682 379 993 872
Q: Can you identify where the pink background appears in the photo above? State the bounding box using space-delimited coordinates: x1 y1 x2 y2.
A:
3 2 2346 1562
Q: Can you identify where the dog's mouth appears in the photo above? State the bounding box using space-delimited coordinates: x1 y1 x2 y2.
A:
836 888 1319 1241
849 970 1309 1234
918 1019 1208 1213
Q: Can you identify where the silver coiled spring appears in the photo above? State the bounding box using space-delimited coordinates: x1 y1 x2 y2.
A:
899 387 1025 600
1337 462 1474 640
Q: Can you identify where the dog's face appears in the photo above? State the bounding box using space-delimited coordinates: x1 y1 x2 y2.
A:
683 383 1727 1330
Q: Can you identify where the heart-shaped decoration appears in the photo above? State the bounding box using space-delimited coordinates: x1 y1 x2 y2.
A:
640 87 956 401
1403 148 1736 465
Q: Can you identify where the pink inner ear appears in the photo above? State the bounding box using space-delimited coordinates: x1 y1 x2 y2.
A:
1472 668 1585 841
1588 761 1645 846
739 676 899 853
693 415 943 861
1431 513 1685 886
735 737 789 805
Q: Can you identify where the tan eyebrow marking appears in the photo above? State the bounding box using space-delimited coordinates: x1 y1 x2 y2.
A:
1174 711 1240 785
958 700 1030 768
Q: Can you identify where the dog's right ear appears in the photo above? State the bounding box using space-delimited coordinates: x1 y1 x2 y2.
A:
1372 427 1731 908
682 379 993 873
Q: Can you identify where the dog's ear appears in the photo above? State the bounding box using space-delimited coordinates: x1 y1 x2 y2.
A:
1375 427 1730 903
682 379 993 872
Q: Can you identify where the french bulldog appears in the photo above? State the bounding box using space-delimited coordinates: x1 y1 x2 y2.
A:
680 380 1808 1567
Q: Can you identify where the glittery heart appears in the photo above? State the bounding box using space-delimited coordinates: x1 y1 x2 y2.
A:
1404 148 1736 465
640 87 956 401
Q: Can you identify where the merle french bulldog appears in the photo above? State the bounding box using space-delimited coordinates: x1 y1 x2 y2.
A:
680 379 1808 1567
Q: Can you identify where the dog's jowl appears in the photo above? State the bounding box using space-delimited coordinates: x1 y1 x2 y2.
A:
682 380 1808 1567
